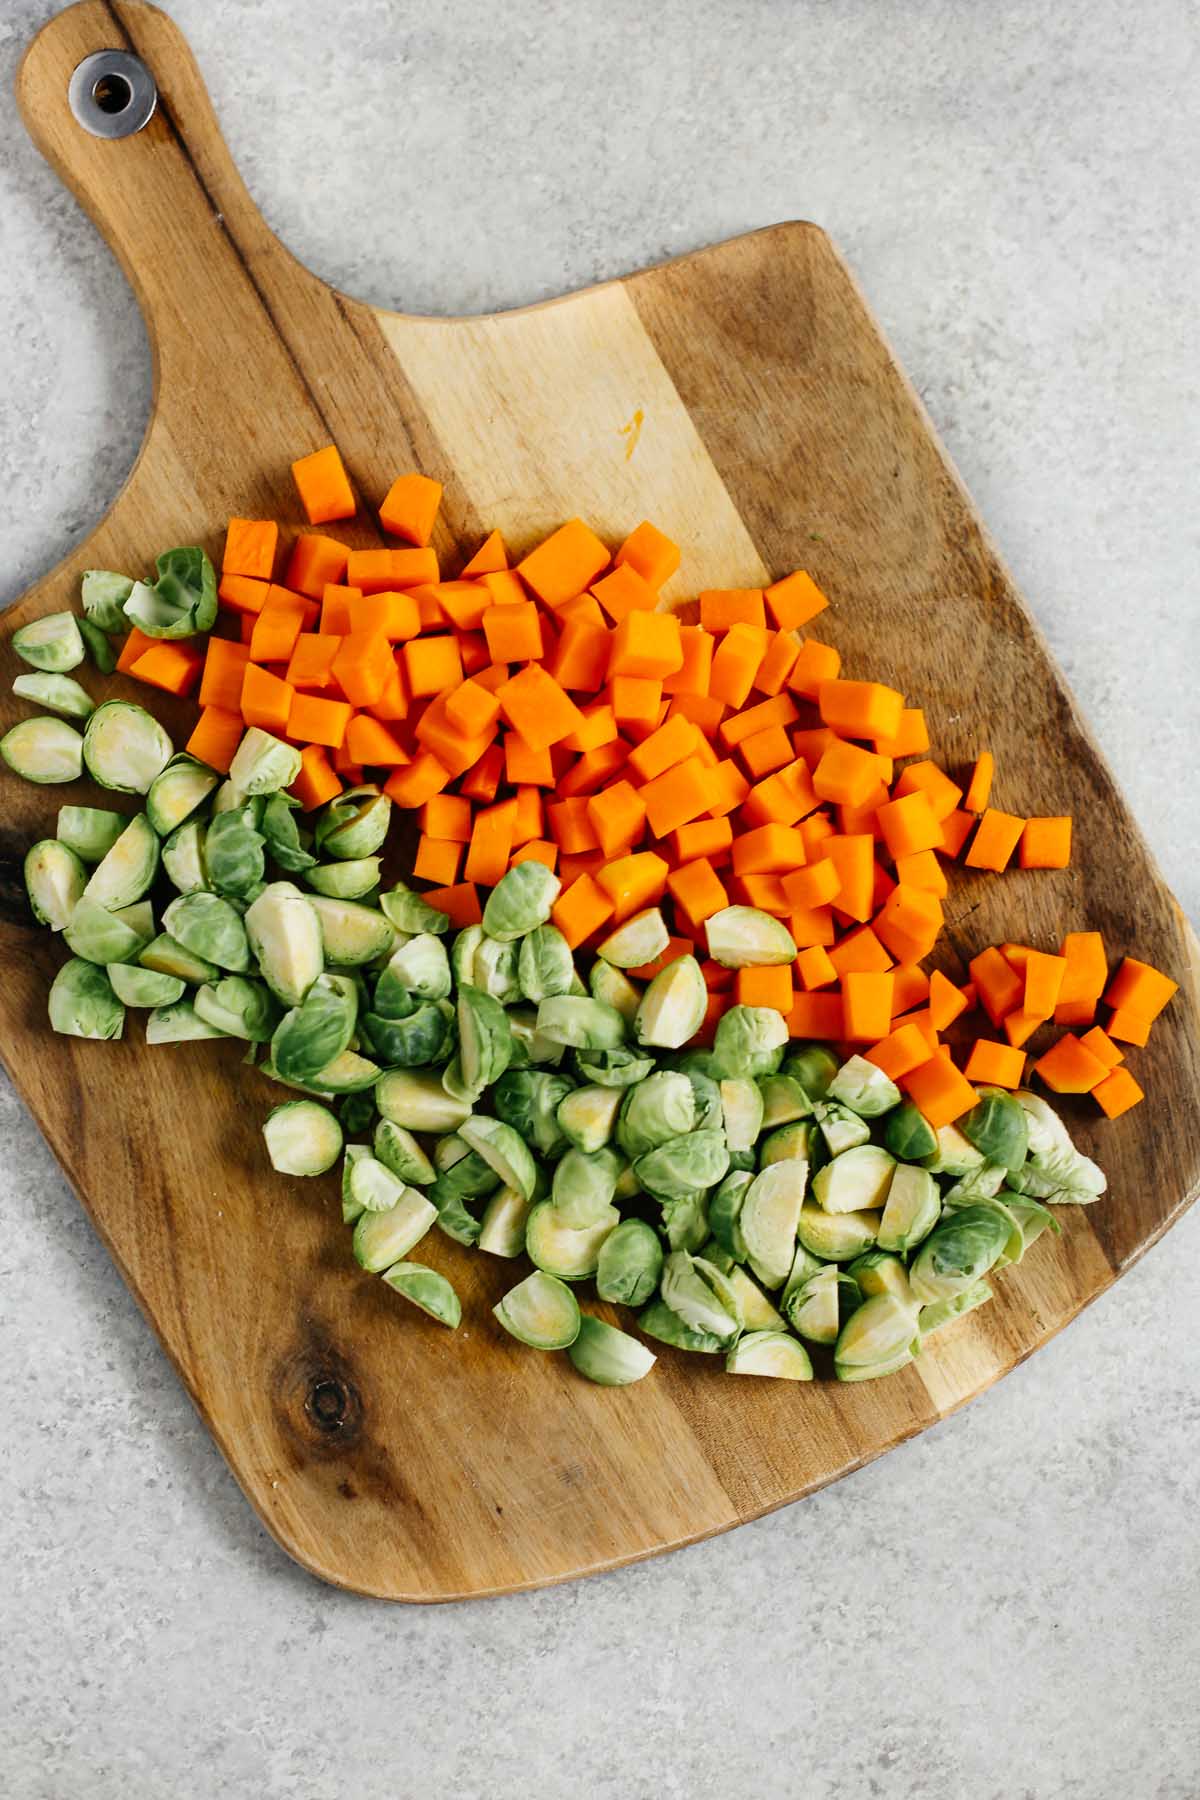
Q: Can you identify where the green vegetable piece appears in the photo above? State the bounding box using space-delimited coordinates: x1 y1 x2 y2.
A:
1 715 84 784
884 1100 938 1162
517 923 575 1001
877 1164 941 1253
537 994 626 1050
596 906 669 969
81 569 134 632
63 895 150 965
720 1077 764 1153
816 1100 872 1156
373 1119 435 1185
634 954 706 1049
635 1129 729 1204
376 1069 471 1133
833 1291 921 1382
244 882 323 1006
25 839 86 929
660 1250 743 1345
162 819 210 895
386 933 452 1001
739 1161 807 1290
353 1188 438 1272
83 700 173 794
827 1053 902 1118
708 1168 753 1261
918 1280 994 1338
55 805 126 864
596 1219 664 1307
713 1005 787 1079
308 894 396 967
1003 1194 1061 1254
470 935 521 1003
341 1144 371 1223
338 1089 377 1134
961 1089 1030 1174
908 1204 1013 1305
316 786 392 860
797 1202 880 1262
459 1114 538 1201
48 958 124 1039
145 756 219 836
920 1124 985 1178
759 1120 814 1169
757 1073 812 1129
557 1083 622 1153
478 1185 536 1258
782 1265 844 1344
781 1241 827 1309
350 1156 409 1214
812 1143 897 1215
569 1315 657 1385
705 905 796 968
381 1262 461 1328
551 1145 621 1226
222 726 299 796
848 1249 916 1305
76 616 117 675
572 1045 654 1088
726 1330 814 1379
456 985 514 1096
492 1070 574 1157
106 962 185 1007
525 1199 617 1280
162 892 249 972
271 973 357 1083
589 959 642 1023
12 672 93 719
145 998 229 1043
783 1045 840 1104
635 1298 723 1353
194 974 279 1040
306 1049 380 1094
379 881 451 936
12 611 84 672
305 856 381 899
482 860 560 941
138 932 218 985
82 812 159 911
616 1070 695 1158
494 1269 581 1349
364 1000 453 1068
260 793 316 874
262 1100 343 1175
658 1192 708 1252
123 546 218 639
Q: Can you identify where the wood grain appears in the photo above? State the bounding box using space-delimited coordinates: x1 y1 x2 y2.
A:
4 0 1198 1601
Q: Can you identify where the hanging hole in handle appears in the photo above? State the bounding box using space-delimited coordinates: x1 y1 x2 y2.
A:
68 50 157 140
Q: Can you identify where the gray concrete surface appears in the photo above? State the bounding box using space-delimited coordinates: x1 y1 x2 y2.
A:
1 2 1198 1796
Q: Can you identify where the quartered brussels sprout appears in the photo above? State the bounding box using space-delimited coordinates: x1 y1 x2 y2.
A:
459 1115 538 1201
595 1218 664 1307
634 954 706 1048
517 923 575 1001
456 985 513 1096
817 1100 873 1156
525 1199 618 1280
146 756 219 837
1 715 84 784
12 611 85 672
679 1063 723 1131
597 907 669 970
162 819 210 895
551 1146 622 1226
194 974 279 1041
305 1049 381 1094
568 1315 657 1385
124 546 217 639
557 1083 622 1153
223 727 299 796
918 1280 994 1338
82 569 134 632
305 857 381 900
833 1292 922 1383
908 1204 1013 1304
373 1119 435 1185
138 932 219 986
355 1152 416 1216
705 905 797 967
162 892 250 972
797 1202 881 1263
740 1160 808 1289
884 1099 939 1162
260 793 316 874
481 859 560 941
812 1144 897 1215
83 701 173 793
781 1241 826 1308
376 1068 471 1133
660 1250 743 1346
82 812 159 911
848 1249 916 1305
635 1130 729 1204
106 962 185 1008
537 994 626 1051
827 1054 902 1118
961 1089 1029 1173
493 1069 574 1158
364 999 454 1068
758 1120 814 1168
77 616 117 675
719 1077 765 1153
635 1298 723 1353
341 1144 371 1223
381 1262 461 1328
876 1163 941 1253
25 840 86 929
270 973 358 1084
308 894 396 966
758 1072 812 1128
470 934 522 1003
726 1330 813 1379
920 1123 985 1177
379 882 450 936
704 1248 785 1328
262 1099 343 1175
616 1070 696 1158
12 671 94 719
145 998 229 1043
658 1192 708 1252
56 805 126 865
48 958 124 1039
713 1005 788 1079
64 896 152 965
477 1184 537 1258
315 785 392 860
352 1187 438 1272
589 958 642 1023
782 1045 840 1105
784 1264 861 1344
385 933 452 1001
708 1168 753 1261
494 1269 581 1349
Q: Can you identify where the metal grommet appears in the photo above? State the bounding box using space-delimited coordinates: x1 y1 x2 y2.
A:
67 49 157 140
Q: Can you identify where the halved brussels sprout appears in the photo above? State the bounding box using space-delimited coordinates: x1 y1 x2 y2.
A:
482 860 560 941
470 935 521 1004
908 1204 1013 1304
634 954 706 1049
616 1070 696 1158
833 1292 921 1383
780 1241 827 1309
918 1280 994 1338
596 1218 664 1307
262 1100 343 1175
244 882 324 1006
812 1144 897 1215
12 611 85 672
713 1005 787 1079
589 959 642 1023
64 896 152 965
597 907 669 970
364 1000 453 1068
740 1160 808 1290
106 962 185 1007
876 1164 941 1253
635 1299 723 1353
82 569 134 632
25 840 86 929
162 892 250 972
373 1119 436 1185
56 805 126 864
162 819 210 895
271 973 357 1083
757 1073 812 1128
83 701 173 793
379 882 451 935
199 810 264 899
720 1077 764 1152
138 932 219 985
353 1188 438 1272
705 905 796 967
784 1265 860 1345
796 1202 881 1262
827 1054 902 1118
12 672 94 719
195 974 279 1041
124 546 217 639
316 786 392 860
817 1100 873 1156
961 1089 1029 1173
494 1269 581 1349
719 1260 786 1332
1 716 84 784
492 1069 574 1157
660 1250 743 1345
308 895 395 966
48 958 124 1039
478 1185 536 1258
573 1045 655 1088
884 1099 939 1162
456 985 513 1096
517 923 575 1001
525 1199 618 1280
375 1069 471 1133
305 857 381 900
557 1083 622 1152
82 812 159 911
385 933 452 1001
551 1146 621 1226
145 998 229 1043
635 1130 729 1204
537 994 626 1050
783 1045 840 1104
145 756 219 837
382 1262 461 1328
569 1315 657 1385
726 1330 814 1379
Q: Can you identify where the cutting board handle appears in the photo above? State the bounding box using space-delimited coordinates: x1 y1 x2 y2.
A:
16 1 310 400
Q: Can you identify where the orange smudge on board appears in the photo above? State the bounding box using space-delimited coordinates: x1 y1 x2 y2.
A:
619 408 644 460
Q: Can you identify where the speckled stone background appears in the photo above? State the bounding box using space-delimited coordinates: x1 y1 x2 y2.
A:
1 2 1198 1796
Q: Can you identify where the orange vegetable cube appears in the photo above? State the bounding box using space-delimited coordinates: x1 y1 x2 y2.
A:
928 969 970 1031
463 798 519 887
403 635 464 701
613 520 680 590
818 678 903 743
787 638 841 701
796 945 838 991
894 761 964 823
874 883 944 964
1003 1010 1044 1050
249 591 308 664
963 751 994 814
413 835 463 886
609 610 683 680
496 664 584 751
422 794 473 842
709 623 768 708
546 798 600 855
511 839 559 872
1105 1007 1153 1047
662 626 713 698
667 858 729 928
561 702 619 756
482 600 543 665
841 971 895 1042
738 724 793 779
626 713 699 784
877 790 944 860
902 1057 978 1129
610 675 663 735
223 519 278 581
416 883 480 928
347 590 421 642
780 860 839 911
813 739 882 808
383 751 452 807
186 706 243 775
968 947 1025 1027
1019 816 1073 869
596 850 669 922
963 1039 1026 1088
720 693 798 750
874 707 929 760
379 471 442 546
765 569 829 630
636 757 712 838
741 760 820 830
865 1022 935 1081
1092 1066 1144 1119
591 562 658 623
788 904 836 948
670 817 733 866
289 743 342 810
893 848 947 896
240 663 294 734
788 992 844 1039
291 445 355 524
1056 931 1109 1010
320 583 360 634
504 734 554 787
332 633 398 707
345 713 408 766
430 582 489 632
1024 949 1069 1019
752 629 802 697
367 658 410 724
964 808 1026 872
829 926 893 977
478 570 528 610
218 574 271 616
512 786 545 847
667 692 726 732
890 963 930 1016
200 638 249 712
825 834 875 923
731 823 807 877
1104 955 1178 1021
552 873 614 948
288 692 352 750
286 633 342 693
699 589 765 632
346 548 439 594
1034 1034 1109 1094
938 808 976 859
551 618 611 692
287 539 350 604
586 781 647 858
733 873 789 916
460 530 508 577
444 679 501 739
458 743 504 803
1080 1026 1124 1070
734 965 793 1012
518 518 610 607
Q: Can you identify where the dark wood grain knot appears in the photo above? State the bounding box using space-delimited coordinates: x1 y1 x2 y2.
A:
307 1376 351 1432
273 1331 365 1463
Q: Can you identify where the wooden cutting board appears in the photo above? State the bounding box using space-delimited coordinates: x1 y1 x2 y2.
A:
5 0 1198 1602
